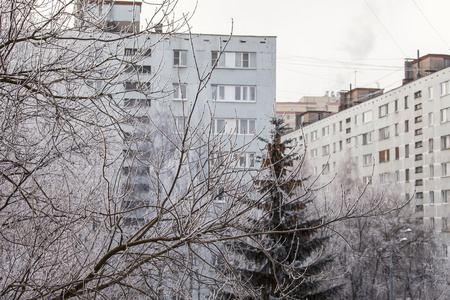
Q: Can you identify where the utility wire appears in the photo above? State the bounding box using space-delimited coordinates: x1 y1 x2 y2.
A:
411 0 450 50
364 0 407 57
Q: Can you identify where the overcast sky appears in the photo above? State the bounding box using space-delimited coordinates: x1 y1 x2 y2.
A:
143 0 450 102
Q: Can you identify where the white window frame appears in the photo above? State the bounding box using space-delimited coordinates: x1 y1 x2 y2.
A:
234 86 256 101
428 86 434 100
211 119 226 134
378 104 388 118
362 132 372 145
237 119 256 135
173 84 187 100
442 162 450 176
442 135 450 150
174 50 188 66
311 130 318 141
322 145 330 156
311 148 318 158
362 110 372 123
440 107 450 123
363 154 373 166
238 152 256 169
379 126 389 140
429 112 434 126
235 52 256 68
441 81 448 96
322 126 330 137
442 190 449 204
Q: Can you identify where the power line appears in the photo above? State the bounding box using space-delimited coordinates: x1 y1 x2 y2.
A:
364 0 407 57
411 0 450 50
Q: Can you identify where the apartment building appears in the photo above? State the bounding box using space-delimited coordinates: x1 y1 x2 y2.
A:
79 2 276 298
284 54 450 252
276 94 339 130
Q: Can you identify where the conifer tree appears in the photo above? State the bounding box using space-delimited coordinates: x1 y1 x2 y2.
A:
224 116 339 299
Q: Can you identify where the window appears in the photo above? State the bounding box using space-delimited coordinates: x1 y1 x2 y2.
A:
405 144 410 157
238 153 256 168
339 141 343 151
430 191 435 204
416 192 424 200
235 86 256 101
415 179 423 186
354 135 358 146
211 119 226 134
362 132 372 145
404 120 409 132
429 138 434 152
333 123 337 133
211 51 225 67
379 126 389 140
442 162 450 176
395 147 399 160
354 115 358 125
395 99 399 112
363 154 373 166
124 48 137 56
346 138 351 144
395 123 399 136
173 84 187 100
380 173 390 183
415 166 423 173
414 103 422 111
333 143 336 153
404 96 409 109
414 115 422 123
414 90 422 99
428 86 433 100
379 149 390 163
175 117 186 132
322 164 330 174
174 50 187 66
363 176 372 185
429 112 434 126
443 217 449 232
430 164 435 177
322 126 330 137
415 141 423 148
430 217 435 229
362 111 372 123
123 98 151 107
442 190 449 204
442 135 450 150
379 104 388 118
237 119 256 134
440 107 450 123
395 170 400 182
311 148 318 158
405 169 410 181
441 81 448 96
346 128 351 134
141 65 151 73
415 128 422 136
124 81 150 91
322 145 330 156
346 117 351 123
415 154 423 161
311 130 318 141
235 52 256 68
212 85 256 101
339 121 343 131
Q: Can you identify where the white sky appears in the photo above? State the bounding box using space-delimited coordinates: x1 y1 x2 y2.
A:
142 0 450 102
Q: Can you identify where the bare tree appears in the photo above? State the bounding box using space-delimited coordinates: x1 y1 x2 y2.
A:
1 1 423 299
323 161 450 300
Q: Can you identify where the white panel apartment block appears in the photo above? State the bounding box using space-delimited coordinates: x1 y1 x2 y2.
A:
283 66 450 248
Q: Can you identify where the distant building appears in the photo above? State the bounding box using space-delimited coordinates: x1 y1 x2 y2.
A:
284 53 450 255
403 53 450 84
338 87 383 111
276 94 339 130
